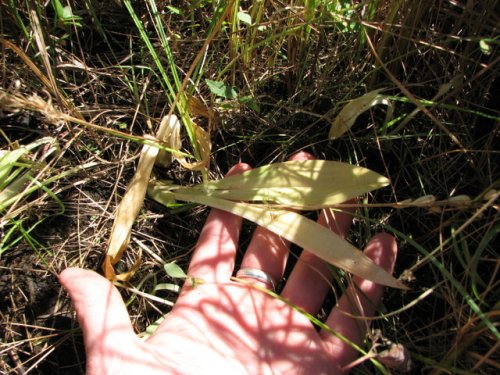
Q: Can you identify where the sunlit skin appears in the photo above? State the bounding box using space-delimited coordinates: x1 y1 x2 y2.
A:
59 152 398 375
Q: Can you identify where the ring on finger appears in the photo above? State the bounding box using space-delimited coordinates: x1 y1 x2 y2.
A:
235 267 277 291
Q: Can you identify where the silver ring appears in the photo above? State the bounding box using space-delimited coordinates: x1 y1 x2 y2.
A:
235 268 276 291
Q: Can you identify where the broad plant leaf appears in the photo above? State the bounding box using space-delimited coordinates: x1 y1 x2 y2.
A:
175 160 390 209
206 79 238 99
237 11 252 25
164 262 187 279
329 89 393 139
51 0 82 27
149 187 405 289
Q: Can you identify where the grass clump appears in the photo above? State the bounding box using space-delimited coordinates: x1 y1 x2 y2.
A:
0 0 499 373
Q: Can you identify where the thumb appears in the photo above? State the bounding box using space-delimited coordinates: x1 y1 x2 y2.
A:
59 268 136 357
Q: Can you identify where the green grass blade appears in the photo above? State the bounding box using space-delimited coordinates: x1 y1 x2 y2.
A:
377 222 500 341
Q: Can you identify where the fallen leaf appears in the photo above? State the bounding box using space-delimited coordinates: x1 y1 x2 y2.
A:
329 89 392 139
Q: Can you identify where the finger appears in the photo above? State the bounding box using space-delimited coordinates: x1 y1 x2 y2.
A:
238 151 315 288
320 233 398 368
59 268 137 358
186 163 252 284
281 204 355 313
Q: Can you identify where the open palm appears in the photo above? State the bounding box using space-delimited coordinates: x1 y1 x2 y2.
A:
60 152 397 375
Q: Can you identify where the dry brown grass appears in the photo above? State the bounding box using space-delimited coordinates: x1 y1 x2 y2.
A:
1 1 498 373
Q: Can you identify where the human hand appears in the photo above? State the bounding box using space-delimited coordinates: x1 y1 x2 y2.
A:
59 152 398 375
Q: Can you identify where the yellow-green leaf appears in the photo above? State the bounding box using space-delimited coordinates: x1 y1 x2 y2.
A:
0 148 29 183
175 160 389 209
164 262 187 279
148 184 405 289
329 89 392 139
0 171 32 211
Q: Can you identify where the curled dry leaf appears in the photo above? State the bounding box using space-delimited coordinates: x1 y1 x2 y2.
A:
104 113 211 280
104 116 175 281
370 329 412 372
329 89 393 140
155 115 182 168
188 95 218 132
377 342 412 371
176 122 211 171
188 96 215 121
